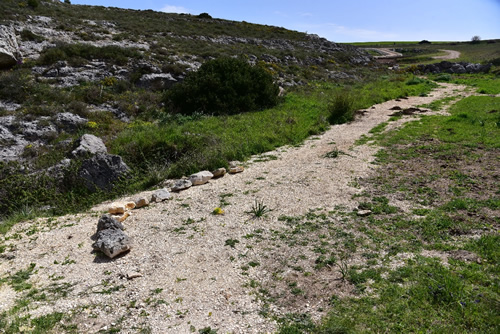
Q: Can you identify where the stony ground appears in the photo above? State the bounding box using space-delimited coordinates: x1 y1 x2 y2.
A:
0 82 477 333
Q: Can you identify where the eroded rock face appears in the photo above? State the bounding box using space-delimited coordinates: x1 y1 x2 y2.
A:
137 73 177 90
79 153 130 191
0 25 21 69
56 112 88 131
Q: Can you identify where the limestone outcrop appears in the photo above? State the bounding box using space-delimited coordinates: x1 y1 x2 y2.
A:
0 25 21 69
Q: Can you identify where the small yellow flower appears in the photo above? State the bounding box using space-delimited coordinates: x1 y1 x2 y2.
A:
212 207 224 215
87 121 98 129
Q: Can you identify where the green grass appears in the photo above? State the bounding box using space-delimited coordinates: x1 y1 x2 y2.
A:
311 256 498 333
418 96 458 111
378 96 500 149
110 74 435 182
0 73 435 231
350 40 500 63
430 73 500 95
276 94 499 334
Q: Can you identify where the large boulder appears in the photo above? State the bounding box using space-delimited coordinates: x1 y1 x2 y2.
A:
137 73 177 90
96 214 124 232
79 153 130 191
72 134 107 157
0 25 21 69
92 214 131 259
449 63 466 74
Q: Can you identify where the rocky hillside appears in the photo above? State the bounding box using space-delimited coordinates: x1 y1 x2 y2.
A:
0 0 373 219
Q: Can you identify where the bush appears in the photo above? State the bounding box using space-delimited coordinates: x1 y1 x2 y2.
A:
197 12 212 19
328 91 355 124
164 57 279 116
406 76 427 85
20 29 44 42
434 73 452 82
38 43 141 66
27 0 39 9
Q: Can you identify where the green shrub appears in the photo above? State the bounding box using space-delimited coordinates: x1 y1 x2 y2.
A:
20 29 44 42
434 73 452 82
197 12 212 19
164 57 279 116
406 76 427 85
38 43 141 66
27 0 39 9
327 91 355 124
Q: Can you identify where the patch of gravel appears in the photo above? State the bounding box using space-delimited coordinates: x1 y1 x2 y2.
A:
0 83 474 333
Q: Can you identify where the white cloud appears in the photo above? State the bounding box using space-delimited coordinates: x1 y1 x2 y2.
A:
300 12 313 17
160 5 190 14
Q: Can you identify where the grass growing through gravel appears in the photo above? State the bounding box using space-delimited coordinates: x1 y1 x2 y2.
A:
274 95 499 333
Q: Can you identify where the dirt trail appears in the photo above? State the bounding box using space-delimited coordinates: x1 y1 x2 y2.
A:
433 49 461 60
0 83 474 333
365 48 403 59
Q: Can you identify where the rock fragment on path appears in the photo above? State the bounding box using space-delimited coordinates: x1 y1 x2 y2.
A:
113 211 130 223
152 188 171 202
171 179 192 192
108 202 126 215
92 214 131 258
229 161 244 174
212 167 226 178
126 272 143 280
135 197 149 208
189 171 213 185
357 210 372 217
97 214 124 232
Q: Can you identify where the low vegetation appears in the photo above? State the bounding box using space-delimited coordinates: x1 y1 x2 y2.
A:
275 95 499 333
165 57 279 115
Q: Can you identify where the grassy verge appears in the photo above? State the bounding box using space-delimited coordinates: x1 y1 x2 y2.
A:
350 41 500 64
275 95 499 333
429 73 500 95
0 74 435 232
111 75 436 187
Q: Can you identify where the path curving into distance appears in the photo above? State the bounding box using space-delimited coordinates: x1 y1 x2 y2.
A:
432 49 461 60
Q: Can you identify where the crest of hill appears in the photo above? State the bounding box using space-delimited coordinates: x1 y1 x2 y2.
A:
0 0 371 74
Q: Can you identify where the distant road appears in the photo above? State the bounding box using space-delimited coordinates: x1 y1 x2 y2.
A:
364 48 403 59
432 49 461 60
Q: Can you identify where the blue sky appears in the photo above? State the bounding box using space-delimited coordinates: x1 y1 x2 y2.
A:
67 0 500 42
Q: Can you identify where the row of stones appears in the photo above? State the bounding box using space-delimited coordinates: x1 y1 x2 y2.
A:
93 161 245 258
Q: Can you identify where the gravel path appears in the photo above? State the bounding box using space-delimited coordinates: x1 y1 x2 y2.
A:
432 49 461 60
0 82 473 333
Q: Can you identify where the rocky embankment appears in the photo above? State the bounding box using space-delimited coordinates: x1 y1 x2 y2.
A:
0 13 371 173
416 60 491 74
